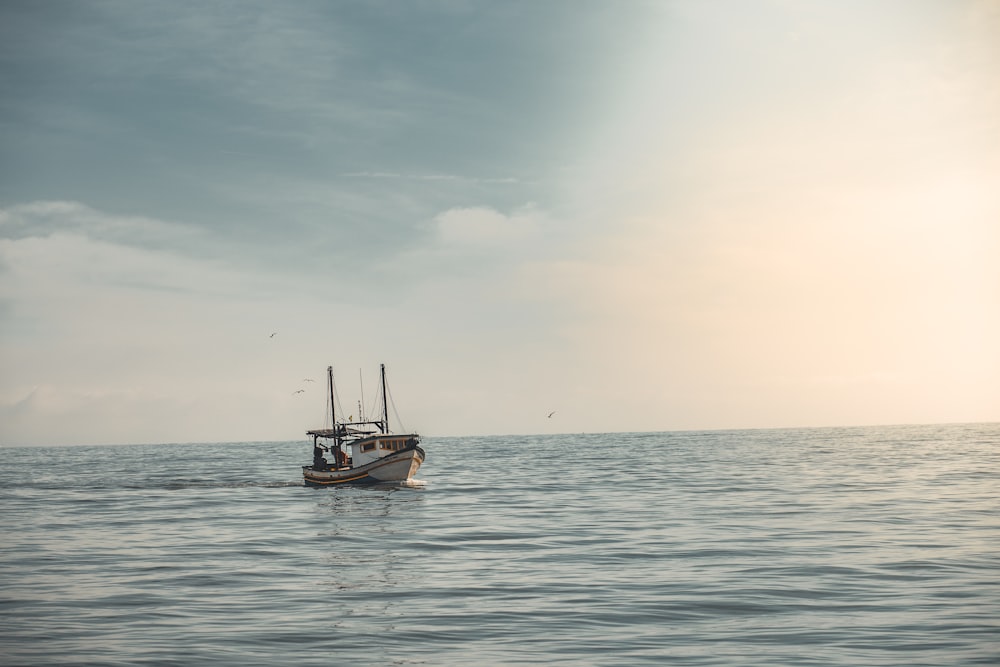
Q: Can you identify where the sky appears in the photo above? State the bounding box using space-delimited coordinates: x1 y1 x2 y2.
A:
1 0 998 446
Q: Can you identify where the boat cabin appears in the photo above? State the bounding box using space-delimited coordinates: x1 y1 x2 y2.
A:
349 435 419 467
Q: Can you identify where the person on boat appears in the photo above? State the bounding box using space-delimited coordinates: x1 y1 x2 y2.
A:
313 443 328 470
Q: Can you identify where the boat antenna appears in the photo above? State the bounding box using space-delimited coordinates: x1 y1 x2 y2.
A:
359 368 365 421
381 363 389 433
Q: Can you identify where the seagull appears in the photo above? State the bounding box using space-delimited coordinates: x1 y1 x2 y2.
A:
547 411 556 418
269 332 277 338
303 378 315 382
293 389 305 394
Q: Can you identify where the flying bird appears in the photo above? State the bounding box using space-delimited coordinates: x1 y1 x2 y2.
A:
293 389 305 394
547 411 556 418
269 332 277 338
303 378 315 382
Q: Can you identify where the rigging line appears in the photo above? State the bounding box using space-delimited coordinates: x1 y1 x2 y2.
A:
363 369 378 423
331 375 346 423
385 382 407 433
371 373 382 424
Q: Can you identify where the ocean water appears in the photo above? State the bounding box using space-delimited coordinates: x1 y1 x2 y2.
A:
1 423 998 666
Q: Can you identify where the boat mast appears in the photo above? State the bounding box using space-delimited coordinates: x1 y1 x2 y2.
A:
380 363 389 434
327 365 337 437
328 365 341 469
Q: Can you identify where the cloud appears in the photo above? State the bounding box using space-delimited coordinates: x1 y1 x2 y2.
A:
0 198 571 444
0 202 268 306
0 200 205 254
433 204 544 246
344 171 519 184
0 203 335 445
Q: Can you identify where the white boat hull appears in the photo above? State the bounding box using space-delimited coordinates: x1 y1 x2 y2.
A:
303 446 424 486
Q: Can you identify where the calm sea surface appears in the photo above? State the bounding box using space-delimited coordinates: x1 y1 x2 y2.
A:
1 423 998 666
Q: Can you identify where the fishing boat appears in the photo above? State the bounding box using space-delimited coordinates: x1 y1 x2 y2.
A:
303 364 425 487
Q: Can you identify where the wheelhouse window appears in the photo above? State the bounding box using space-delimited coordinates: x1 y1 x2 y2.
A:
361 442 376 452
